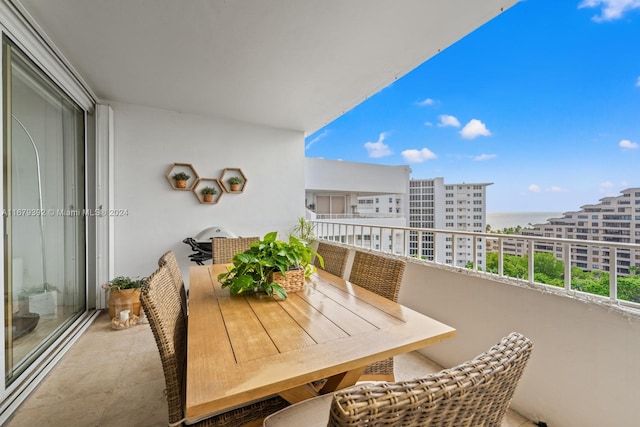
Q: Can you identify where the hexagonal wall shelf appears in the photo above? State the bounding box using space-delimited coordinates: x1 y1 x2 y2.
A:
192 178 224 204
220 168 247 193
166 162 199 191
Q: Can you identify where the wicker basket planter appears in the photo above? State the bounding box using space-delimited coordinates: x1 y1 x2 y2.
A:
218 231 320 299
108 288 141 318
270 269 305 293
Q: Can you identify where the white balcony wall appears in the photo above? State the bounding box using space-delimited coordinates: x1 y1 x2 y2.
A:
111 103 305 284
400 260 640 427
306 158 411 194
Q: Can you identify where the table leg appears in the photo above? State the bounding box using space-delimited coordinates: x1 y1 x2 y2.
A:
278 383 320 404
320 366 366 394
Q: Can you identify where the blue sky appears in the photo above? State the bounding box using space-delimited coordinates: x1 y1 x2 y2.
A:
304 0 640 213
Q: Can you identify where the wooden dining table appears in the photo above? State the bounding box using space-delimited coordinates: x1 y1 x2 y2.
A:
185 264 456 422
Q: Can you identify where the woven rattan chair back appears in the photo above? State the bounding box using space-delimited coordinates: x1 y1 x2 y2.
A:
314 242 348 277
141 264 187 426
143 263 289 427
328 332 533 427
348 251 406 302
348 251 406 380
158 251 188 322
211 237 259 264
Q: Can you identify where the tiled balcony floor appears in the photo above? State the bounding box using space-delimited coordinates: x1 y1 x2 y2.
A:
5 311 535 427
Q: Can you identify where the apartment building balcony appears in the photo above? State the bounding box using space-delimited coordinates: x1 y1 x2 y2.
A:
5 223 639 426
7 0 628 425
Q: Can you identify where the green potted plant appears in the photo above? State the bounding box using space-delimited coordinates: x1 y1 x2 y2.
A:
102 276 144 319
200 186 217 202
290 217 316 244
227 176 244 191
218 231 323 299
172 172 191 188
172 172 190 188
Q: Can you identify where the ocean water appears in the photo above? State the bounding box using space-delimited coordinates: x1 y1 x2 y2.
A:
486 212 564 230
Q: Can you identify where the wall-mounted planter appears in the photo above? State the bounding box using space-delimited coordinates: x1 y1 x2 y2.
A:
166 163 199 191
192 178 223 204
220 168 247 193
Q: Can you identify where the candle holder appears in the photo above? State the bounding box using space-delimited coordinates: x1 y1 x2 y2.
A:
111 297 139 330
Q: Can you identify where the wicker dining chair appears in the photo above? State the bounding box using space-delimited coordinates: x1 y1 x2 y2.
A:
158 250 188 322
313 242 348 278
211 237 259 264
263 332 533 427
141 264 289 427
348 251 406 380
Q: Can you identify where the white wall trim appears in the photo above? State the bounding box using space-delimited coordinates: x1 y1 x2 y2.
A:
95 104 113 309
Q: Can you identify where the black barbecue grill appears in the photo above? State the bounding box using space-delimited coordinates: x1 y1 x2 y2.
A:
183 226 238 265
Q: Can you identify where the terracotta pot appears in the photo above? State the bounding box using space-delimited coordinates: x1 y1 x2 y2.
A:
203 194 214 202
108 288 141 318
230 183 241 191
176 179 187 189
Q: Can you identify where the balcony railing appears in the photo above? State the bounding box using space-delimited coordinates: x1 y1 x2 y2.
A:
311 220 640 426
311 220 640 314
313 213 402 220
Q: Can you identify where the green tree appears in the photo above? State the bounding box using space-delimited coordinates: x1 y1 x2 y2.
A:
478 252 640 302
534 253 564 279
617 275 640 303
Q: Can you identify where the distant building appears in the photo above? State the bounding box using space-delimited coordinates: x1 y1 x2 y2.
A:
356 194 402 217
493 188 640 275
305 160 492 261
305 158 410 254
408 178 492 269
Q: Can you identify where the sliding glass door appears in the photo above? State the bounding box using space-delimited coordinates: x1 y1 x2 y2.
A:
3 40 86 384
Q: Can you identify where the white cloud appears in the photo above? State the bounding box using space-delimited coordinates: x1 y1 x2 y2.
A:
473 153 496 161
416 98 435 106
598 181 621 196
636 76 640 87
364 132 392 158
305 129 330 150
619 139 639 149
401 148 437 163
529 184 566 193
437 115 460 128
599 181 615 194
579 0 640 22
460 119 492 139
424 121 433 127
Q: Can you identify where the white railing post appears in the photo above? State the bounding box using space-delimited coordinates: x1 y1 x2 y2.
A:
564 242 572 290
528 240 535 283
498 237 504 277
432 231 436 263
473 235 478 270
610 248 618 301
451 233 457 267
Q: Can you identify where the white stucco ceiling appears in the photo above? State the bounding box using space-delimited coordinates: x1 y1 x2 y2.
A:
16 0 517 134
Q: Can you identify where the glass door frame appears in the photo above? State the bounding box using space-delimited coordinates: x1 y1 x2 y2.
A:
3 37 89 384
0 4 102 422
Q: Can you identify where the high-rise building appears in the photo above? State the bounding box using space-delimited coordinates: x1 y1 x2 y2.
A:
519 187 640 275
409 178 492 269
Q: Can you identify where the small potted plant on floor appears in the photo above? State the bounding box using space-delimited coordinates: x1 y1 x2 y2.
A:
201 186 217 202
172 172 190 188
227 176 244 191
102 276 144 320
217 231 323 299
